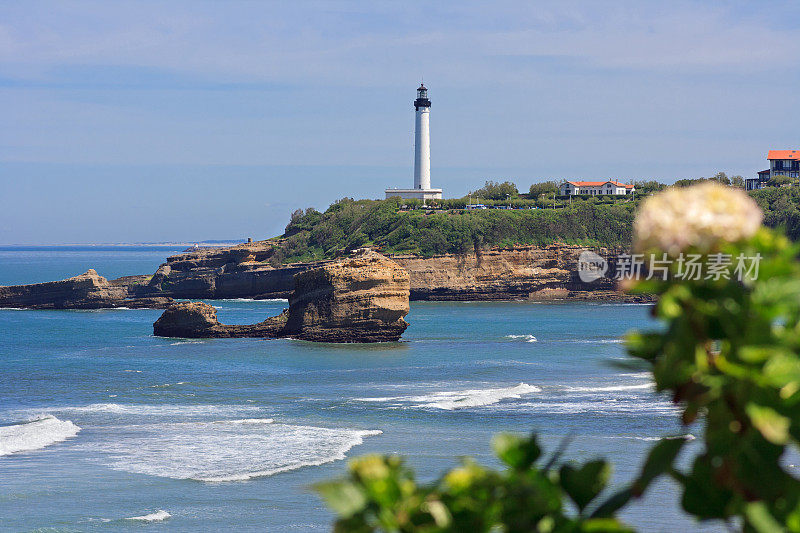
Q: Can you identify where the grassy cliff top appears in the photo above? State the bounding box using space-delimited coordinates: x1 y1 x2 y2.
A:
270 197 637 264
264 187 800 265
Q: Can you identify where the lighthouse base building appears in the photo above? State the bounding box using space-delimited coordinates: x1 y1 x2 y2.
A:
385 84 443 201
384 187 443 200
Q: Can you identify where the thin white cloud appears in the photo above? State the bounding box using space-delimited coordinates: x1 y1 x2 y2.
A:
0 1 797 86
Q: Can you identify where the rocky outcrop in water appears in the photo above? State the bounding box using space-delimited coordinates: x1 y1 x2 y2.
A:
152 251 410 343
281 251 410 342
153 301 287 338
0 270 173 309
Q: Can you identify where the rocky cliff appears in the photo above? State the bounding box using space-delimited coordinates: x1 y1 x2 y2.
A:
139 241 312 299
153 251 410 343
0 270 173 309
390 244 643 301
138 242 644 302
0 242 646 309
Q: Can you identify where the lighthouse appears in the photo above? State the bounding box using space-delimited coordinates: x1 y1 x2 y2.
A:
413 84 431 190
385 83 443 200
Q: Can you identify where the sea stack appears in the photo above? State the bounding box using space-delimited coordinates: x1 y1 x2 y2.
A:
153 251 410 343
282 250 410 342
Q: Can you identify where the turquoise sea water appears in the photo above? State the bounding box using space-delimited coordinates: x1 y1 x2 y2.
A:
0 248 720 532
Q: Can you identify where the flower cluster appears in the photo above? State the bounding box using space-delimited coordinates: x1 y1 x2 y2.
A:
634 181 763 255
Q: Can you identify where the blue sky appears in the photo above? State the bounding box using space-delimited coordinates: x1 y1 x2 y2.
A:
1 1 798 244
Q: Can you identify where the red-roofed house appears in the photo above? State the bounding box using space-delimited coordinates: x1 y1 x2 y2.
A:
768 150 800 179
747 150 800 190
559 180 635 196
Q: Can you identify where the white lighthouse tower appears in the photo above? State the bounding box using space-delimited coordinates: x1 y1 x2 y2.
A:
385 83 443 200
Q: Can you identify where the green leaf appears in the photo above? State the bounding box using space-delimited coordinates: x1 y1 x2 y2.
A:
746 403 790 445
632 437 685 496
560 460 611 512
314 480 367 518
590 488 632 519
492 433 541 470
744 501 784 533
681 457 732 519
625 332 664 361
580 517 634 532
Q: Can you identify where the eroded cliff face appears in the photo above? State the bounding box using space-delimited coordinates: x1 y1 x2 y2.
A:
140 242 313 299
138 242 640 302
0 269 173 309
389 244 640 301
152 251 410 343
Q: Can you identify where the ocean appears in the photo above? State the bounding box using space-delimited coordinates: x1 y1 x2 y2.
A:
0 247 720 532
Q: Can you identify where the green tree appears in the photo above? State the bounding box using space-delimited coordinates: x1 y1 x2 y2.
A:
469 180 519 200
632 180 666 195
528 181 559 198
770 175 799 187
711 171 731 185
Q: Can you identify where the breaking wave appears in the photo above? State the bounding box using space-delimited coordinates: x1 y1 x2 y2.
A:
505 334 538 343
86 420 380 482
564 383 653 393
125 510 171 522
355 383 541 410
0 415 81 456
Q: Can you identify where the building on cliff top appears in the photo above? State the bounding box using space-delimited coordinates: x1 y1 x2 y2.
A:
747 150 800 191
385 84 443 201
559 180 635 196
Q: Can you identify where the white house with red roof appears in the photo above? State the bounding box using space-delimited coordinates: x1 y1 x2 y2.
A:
559 180 635 197
747 150 800 190
767 150 799 179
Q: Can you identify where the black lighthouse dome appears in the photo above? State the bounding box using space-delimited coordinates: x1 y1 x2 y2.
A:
414 84 431 110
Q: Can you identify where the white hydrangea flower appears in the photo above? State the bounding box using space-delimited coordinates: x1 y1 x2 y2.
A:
634 182 763 255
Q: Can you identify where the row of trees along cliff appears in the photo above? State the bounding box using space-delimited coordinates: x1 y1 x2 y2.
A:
267 173 800 265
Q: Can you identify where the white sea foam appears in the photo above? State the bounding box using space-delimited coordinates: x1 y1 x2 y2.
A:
51 403 264 417
169 340 205 346
0 415 81 456
355 383 541 410
125 510 171 522
601 434 695 442
509 400 680 415
150 381 189 388
87 420 380 482
564 383 653 393
505 334 538 343
565 338 624 344
219 418 275 425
